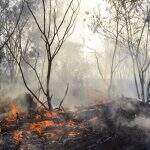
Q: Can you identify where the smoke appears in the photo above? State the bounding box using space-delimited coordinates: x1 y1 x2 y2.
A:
132 116 150 130
0 0 146 110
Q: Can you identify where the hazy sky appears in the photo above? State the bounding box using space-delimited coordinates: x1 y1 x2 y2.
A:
69 0 106 54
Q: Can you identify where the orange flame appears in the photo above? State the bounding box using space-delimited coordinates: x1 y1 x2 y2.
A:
2 102 86 142
13 130 23 144
44 111 58 119
29 120 55 135
6 103 21 121
68 131 80 137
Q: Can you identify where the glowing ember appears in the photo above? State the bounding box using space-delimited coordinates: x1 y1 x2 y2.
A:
13 130 23 144
44 111 58 119
68 131 80 137
88 116 98 125
1 103 86 144
29 120 55 134
66 121 76 127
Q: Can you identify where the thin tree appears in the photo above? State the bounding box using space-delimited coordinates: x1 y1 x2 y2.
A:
4 0 80 110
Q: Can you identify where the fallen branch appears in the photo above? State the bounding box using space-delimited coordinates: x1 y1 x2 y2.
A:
58 83 69 109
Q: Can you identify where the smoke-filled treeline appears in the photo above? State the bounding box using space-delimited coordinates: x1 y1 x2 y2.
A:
0 0 150 110
0 0 81 110
86 0 150 102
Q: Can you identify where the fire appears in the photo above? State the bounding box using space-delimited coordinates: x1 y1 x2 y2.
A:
10 103 20 114
6 103 21 121
29 120 55 135
1 102 87 145
66 121 76 128
13 130 23 144
68 131 80 137
44 111 58 119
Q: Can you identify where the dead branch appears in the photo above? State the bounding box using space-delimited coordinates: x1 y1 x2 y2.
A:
59 83 69 109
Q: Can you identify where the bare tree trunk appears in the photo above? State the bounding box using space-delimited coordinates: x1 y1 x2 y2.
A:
46 60 53 110
2 0 79 111
140 72 145 102
133 62 140 99
46 41 53 110
108 18 119 97
146 80 150 103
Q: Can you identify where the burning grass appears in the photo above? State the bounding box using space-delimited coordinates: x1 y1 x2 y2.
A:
29 120 55 135
1 98 150 150
6 103 22 121
0 102 87 149
13 130 23 144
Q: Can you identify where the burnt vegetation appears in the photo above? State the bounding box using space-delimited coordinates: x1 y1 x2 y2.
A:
0 0 150 150
1 97 150 150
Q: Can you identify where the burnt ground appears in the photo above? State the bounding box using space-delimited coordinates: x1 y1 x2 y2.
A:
1 98 150 150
